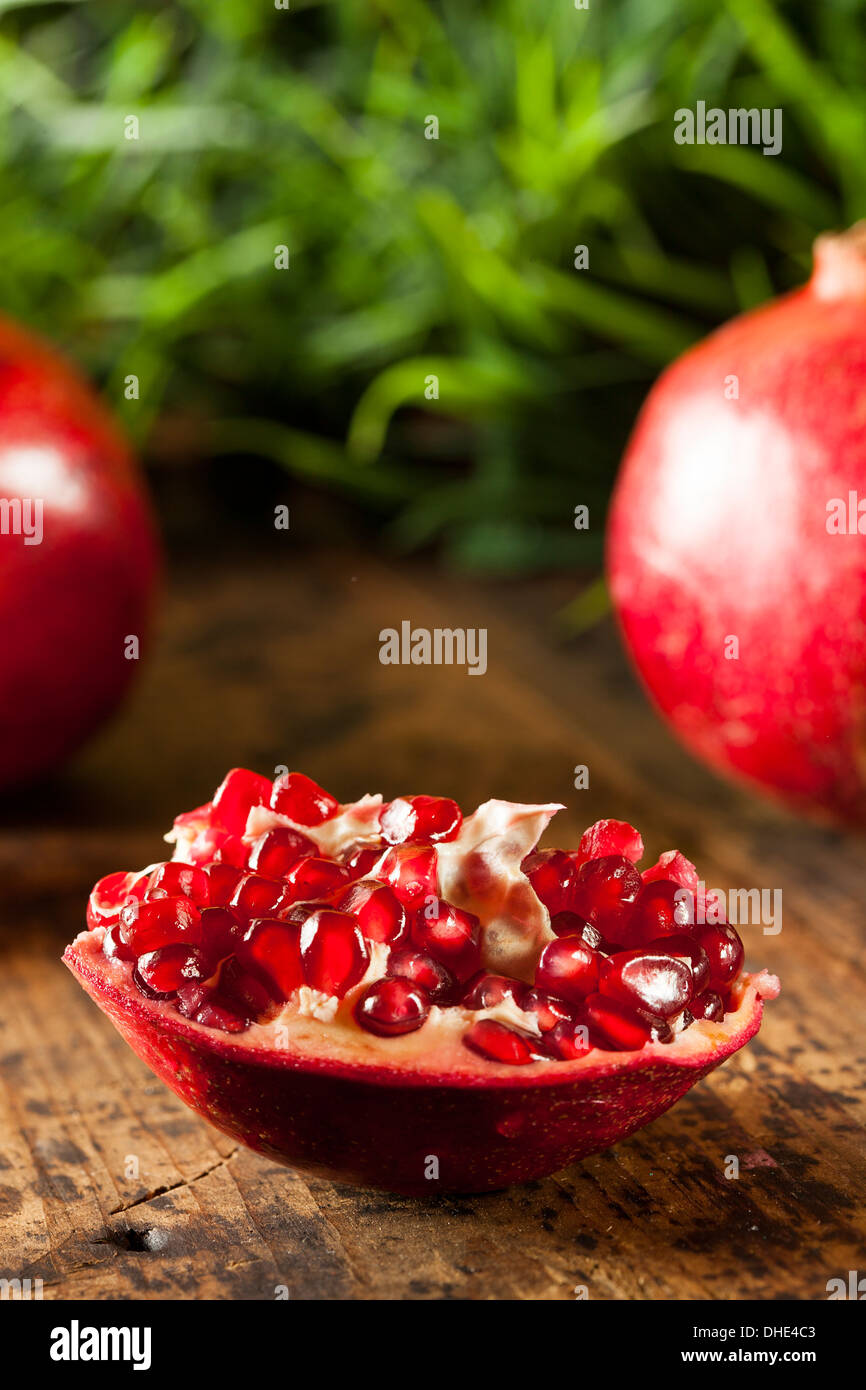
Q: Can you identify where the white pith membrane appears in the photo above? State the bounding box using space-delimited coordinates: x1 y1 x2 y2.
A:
73 792 780 1076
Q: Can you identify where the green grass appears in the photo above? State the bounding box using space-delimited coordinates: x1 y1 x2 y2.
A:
0 0 862 571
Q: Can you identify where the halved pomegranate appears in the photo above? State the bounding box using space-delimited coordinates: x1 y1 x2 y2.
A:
65 774 779 1194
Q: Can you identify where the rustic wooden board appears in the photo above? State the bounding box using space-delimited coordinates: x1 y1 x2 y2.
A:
1 542 864 1300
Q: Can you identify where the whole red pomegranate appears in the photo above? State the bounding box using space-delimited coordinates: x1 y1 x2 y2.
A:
0 316 159 789
607 225 866 825
65 770 778 1194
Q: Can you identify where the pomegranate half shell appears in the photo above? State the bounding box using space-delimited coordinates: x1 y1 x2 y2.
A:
64 935 775 1195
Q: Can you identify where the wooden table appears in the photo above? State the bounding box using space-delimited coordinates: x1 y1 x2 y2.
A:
2 541 864 1300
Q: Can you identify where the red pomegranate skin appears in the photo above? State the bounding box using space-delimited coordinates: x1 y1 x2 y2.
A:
607 228 866 825
0 316 159 789
64 939 772 1195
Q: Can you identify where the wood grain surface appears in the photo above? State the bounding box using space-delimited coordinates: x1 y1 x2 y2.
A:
1 540 864 1300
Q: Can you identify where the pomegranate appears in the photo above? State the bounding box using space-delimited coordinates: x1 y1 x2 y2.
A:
64 772 779 1193
608 223 866 825
0 315 160 789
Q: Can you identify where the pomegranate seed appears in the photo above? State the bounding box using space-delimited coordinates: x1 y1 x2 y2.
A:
88 870 144 928
103 924 136 961
535 935 600 1004
626 878 695 946
517 987 576 1033
300 909 369 997
147 861 210 907
119 896 202 956
248 826 316 878
583 993 661 1051
206 863 246 907
647 933 710 996
642 850 699 894
354 977 430 1036
379 794 462 845
175 982 213 1018
335 879 406 944
412 899 481 980
577 819 643 864
200 905 245 958
212 768 272 834
242 918 304 999
549 908 595 940
231 873 289 920
134 945 211 998
463 1019 536 1065
270 771 339 825
542 1018 592 1060
387 948 456 1002
461 971 522 1010
375 844 438 908
690 990 725 1021
194 996 250 1033
522 848 580 915
218 955 278 1016
691 920 745 989
341 839 386 878
282 856 350 903
570 855 642 937
213 832 249 868
598 948 693 1018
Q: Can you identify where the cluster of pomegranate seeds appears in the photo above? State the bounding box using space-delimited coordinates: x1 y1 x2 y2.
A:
89 778 748 1062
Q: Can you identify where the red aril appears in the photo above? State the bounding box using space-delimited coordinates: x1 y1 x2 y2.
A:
103 925 136 962
690 991 725 1021
147 861 210 907
570 855 642 937
218 955 278 1016
354 977 430 1036
517 987 576 1034
283 857 350 903
200 905 245 959
691 921 745 990
193 995 250 1033
206 863 246 907
231 873 289 920
577 819 643 865
249 826 316 878
335 879 406 944
412 900 481 980
300 910 369 997
387 948 456 1003
522 848 579 915
461 972 522 1010
647 934 710 996
534 935 600 1004
542 1018 592 1061
598 948 693 1019
119 896 202 956
463 1019 536 1065
379 794 462 845
134 945 211 999
375 844 438 908
626 879 695 946
642 851 699 895
583 994 663 1051
341 839 386 878
270 772 339 825
242 919 304 999
87 870 146 930
212 768 272 835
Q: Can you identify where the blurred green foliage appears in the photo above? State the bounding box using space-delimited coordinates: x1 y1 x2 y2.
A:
0 0 862 570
